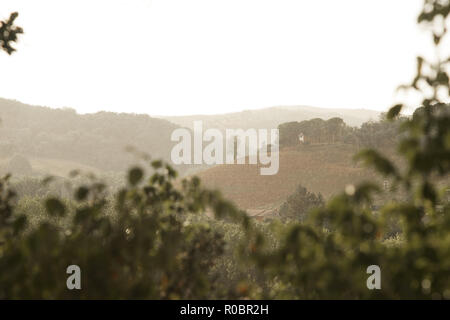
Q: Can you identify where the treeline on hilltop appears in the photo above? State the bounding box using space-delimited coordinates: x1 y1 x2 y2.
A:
0 98 179 173
278 115 404 148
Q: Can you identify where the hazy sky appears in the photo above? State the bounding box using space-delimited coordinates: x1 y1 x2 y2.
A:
0 0 432 116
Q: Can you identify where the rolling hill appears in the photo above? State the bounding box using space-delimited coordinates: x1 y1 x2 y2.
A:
157 105 381 131
0 98 386 204
0 98 182 176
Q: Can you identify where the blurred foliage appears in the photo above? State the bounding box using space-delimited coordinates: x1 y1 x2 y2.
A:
0 12 22 55
0 1 449 299
0 161 251 299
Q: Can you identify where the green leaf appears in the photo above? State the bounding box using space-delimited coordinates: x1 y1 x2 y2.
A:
352 182 380 204
13 214 27 234
45 198 66 217
128 167 143 186
421 182 437 204
387 104 403 120
151 160 163 169
75 186 89 201
166 164 178 179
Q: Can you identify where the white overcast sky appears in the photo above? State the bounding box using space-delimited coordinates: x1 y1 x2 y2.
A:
0 0 433 116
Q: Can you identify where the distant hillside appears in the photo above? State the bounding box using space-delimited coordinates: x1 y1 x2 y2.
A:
157 105 381 131
192 115 401 215
0 99 381 178
196 144 387 213
0 98 182 176
194 113 405 214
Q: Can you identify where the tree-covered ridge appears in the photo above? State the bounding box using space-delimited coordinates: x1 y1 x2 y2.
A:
278 115 403 148
0 98 180 172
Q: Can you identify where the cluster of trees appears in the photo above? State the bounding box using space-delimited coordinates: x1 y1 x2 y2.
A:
279 185 324 221
279 117 347 146
278 115 403 148
0 1 449 299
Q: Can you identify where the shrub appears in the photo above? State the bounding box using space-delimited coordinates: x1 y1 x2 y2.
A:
279 185 324 221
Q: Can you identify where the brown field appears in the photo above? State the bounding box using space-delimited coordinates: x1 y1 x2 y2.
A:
196 143 381 211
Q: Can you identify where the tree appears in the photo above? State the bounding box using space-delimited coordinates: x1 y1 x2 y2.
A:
279 185 324 221
325 117 345 143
